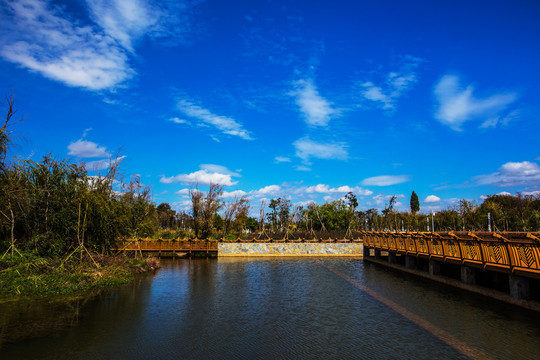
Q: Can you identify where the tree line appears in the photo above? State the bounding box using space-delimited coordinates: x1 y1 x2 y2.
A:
156 187 540 240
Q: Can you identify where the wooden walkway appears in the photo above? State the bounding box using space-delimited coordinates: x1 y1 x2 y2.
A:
361 231 540 279
114 239 219 254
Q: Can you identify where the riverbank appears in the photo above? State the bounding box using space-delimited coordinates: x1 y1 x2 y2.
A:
0 253 160 301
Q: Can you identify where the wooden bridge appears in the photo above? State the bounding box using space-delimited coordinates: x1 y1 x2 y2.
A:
114 239 219 254
361 231 540 279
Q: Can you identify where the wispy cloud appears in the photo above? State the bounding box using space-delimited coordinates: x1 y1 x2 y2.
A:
221 190 249 199
84 156 126 171
169 117 189 124
361 175 411 186
85 0 189 52
305 184 372 196
199 164 241 177
175 99 253 140
0 0 194 90
367 194 406 210
291 79 336 127
479 109 520 129
293 137 348 164
434 75 517 131
68 139 111 158
0 0 131 90
274 156 291 163
358 56 422 110
473 161 540 187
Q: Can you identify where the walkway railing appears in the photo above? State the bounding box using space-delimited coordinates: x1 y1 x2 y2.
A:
114 239 219 253
361 231 540 279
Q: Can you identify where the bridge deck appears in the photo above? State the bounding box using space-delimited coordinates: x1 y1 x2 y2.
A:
361 231 540 279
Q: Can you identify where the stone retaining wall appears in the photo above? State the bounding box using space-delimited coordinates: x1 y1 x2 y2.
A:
218 243 363 257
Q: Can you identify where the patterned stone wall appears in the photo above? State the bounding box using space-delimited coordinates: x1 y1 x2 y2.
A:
218 243 363 257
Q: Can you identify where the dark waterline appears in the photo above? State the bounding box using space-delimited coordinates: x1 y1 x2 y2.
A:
1 258 540 359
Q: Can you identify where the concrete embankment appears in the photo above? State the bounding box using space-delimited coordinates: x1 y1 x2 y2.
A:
218 243 363 257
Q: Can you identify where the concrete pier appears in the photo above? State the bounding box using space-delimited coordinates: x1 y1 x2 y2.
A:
509 275 530 300
218 243 363 257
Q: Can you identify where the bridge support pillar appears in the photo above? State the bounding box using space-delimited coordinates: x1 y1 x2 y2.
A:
388 252 397 264
429 260 441 276
461 266 476 285
374 249 382 260
509 275 530 300
363 246 370 258
405 255 417 270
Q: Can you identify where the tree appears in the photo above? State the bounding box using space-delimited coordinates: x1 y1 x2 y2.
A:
200 183 223 238
190 186 203 237
382 195 398 230
410 191 420 215
1 93 25 174
223 195 249 236
345 192 358 236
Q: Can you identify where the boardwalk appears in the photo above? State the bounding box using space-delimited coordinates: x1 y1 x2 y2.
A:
361 231 540 279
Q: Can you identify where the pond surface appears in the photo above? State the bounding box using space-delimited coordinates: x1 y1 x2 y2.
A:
1 258 540 359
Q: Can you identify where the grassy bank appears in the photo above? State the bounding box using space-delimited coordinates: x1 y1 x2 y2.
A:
0 253 160 300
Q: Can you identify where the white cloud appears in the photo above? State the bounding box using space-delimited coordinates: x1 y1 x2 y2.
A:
305 184 372 196
0 0 132 90
84 156 125 171
296 200 315 207
252 185 281 196
68 139 111 158
175 188 190 195
424 195 441 203
86 0 180 52
160 170 238 186
221 190 248 199
295 165 312 171
434 75 517 131
0 0 194 90
524 191 540 197
473 161 540 187
368 194 406 209
199 164 240 177
291 79 336 127
169 117 188 124
359 56 421 110
361 82 393 109
293 137 348 164
274 156 291 163
176 99 253 140
361 175 411 186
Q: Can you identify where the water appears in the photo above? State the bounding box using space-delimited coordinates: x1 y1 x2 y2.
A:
1 258 540 359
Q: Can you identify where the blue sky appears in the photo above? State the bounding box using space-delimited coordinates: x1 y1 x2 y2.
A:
1 0 539 214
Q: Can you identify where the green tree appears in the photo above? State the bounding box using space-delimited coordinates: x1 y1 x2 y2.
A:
410 191 420 215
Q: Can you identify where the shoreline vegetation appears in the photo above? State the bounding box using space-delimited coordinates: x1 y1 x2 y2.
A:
0 253 160 301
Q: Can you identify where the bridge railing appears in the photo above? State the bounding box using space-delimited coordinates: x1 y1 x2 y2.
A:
114 239 219 252
361 231 540 278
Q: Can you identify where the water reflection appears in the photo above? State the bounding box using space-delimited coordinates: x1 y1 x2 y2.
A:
0 258 539 359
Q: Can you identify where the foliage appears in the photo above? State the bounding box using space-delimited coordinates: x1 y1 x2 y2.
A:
410 191 420 214
0 96 160 256
0 253 159 298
